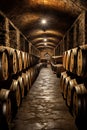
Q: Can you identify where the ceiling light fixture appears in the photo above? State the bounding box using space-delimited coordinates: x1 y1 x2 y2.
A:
41 19 47 24
44 38 47 42
44 43 47 46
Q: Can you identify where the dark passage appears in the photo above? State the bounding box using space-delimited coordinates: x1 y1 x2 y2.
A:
11 66 77 130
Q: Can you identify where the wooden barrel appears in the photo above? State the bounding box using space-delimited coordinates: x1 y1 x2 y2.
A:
72 83 87 118
0 47 9 80
7 47 18 75
10 79 21 112
27 69 31 88
26 70 31 89
18 76 24 99
60 72 68 94
22 52 27 70
30 68 34 85
63 76 71 99
60 71 67 88
76 45 87 77
0 89 11 124
66 79 78 108
56 64 65 77
69 47 78 73
52 64 57 72
52 55 63 64
65 50 71 71
63 51 67 69
22 72 29 95
17 50 23 72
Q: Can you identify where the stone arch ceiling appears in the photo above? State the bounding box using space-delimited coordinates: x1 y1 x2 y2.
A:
0 0 87 50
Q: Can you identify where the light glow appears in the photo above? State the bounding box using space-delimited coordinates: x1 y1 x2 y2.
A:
41 19 47 24
44 38 47 42
44 43 47 46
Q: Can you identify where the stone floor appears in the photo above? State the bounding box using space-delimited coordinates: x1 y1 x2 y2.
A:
11 66 78 130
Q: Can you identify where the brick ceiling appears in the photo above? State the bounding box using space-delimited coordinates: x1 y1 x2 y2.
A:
0 0 87 50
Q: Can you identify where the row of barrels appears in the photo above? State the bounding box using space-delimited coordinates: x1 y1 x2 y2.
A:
63 45 87 77
0 63 42 129
0 46 40 81
60 71 87 119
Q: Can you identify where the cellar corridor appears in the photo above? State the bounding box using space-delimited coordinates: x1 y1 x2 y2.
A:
10 65 77 130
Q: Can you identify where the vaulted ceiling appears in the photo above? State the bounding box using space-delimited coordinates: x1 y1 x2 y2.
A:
0 0 87 51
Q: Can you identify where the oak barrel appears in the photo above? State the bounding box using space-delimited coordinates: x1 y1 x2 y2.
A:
52 55 63 64
27 69 31 88
56 64 65 77
22 52 27 69
17 50 23 72
66 79 78 107
60 71 67 88
65 50 71 71
72 83 87 118
10 79 21 114
60 71 68 94
63 76 71 99
0 47 9 80
26 70 31 89
7 47 18 75
69 47 78 73
77 45 87 77
0 89 11 124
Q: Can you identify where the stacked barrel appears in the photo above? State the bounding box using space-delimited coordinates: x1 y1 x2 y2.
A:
40 58 47 68
51 55 65 77
61 45 87 121
0 10 42 128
